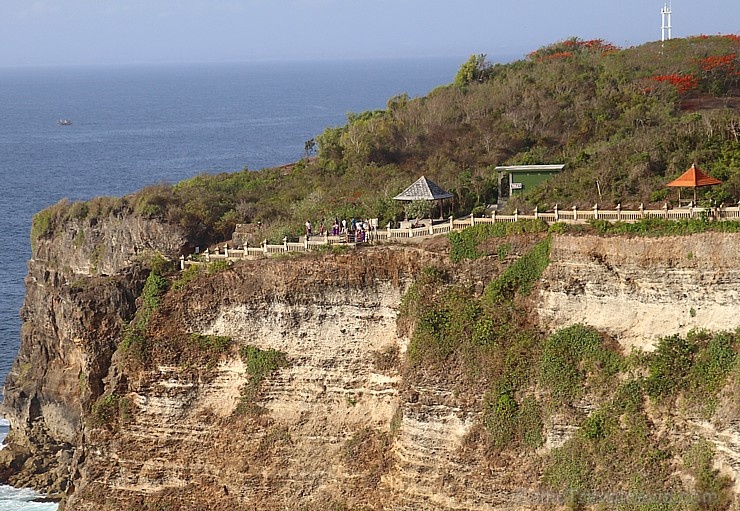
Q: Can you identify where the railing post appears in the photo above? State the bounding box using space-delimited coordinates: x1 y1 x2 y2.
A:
449 215 454 230
573 206 578 221
263 239 268 255
429 224 434 236
514 209 519 222
325 232 329 244
639 203 644 218
471 215 475 226
180 255 185 271
283 236 288 252
663 202 669 219
304 238 309 250
554 204 559 221
593 204 598 220
204 248 210 262
616 203 621 221
224 245 228 258
534 206 538 219
492 210 497 223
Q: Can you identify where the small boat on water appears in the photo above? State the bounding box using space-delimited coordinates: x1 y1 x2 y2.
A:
57 119 72 126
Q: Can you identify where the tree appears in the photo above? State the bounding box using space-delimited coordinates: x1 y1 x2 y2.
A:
404 200 433 220
454 54 489 88
303 138 316 158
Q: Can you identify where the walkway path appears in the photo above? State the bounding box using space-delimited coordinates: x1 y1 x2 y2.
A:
182 204 740 268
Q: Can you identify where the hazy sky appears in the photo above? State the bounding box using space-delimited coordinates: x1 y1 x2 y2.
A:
1 0 737 67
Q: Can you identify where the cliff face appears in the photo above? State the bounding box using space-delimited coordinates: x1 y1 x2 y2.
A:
0 216 187 493
3 215 740 510
538 233 740 351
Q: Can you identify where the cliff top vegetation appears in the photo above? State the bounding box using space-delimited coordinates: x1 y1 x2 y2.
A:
32 35 740 250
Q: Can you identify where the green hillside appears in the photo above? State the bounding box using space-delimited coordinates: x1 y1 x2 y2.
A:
34 36 740 248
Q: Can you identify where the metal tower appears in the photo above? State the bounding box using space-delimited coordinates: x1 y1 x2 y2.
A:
661 2 672 41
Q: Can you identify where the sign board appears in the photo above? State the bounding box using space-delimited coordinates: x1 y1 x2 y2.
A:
510 182 523 190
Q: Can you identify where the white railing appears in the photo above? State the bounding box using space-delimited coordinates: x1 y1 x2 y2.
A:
181 205 740 269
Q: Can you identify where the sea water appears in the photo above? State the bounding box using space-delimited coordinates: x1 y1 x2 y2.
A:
0 420 56 510
0 56 475 509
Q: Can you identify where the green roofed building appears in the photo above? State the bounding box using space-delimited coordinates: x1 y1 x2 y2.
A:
495 164 564 204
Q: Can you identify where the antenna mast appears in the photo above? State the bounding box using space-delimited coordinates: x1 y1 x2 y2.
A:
661 2 672 42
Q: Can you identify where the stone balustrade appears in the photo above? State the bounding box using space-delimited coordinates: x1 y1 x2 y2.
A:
181 204 740 269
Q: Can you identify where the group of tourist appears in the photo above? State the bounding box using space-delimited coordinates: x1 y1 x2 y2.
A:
305 217 376 242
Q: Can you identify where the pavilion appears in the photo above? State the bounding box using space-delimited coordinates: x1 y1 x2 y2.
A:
394 176 454 219
666 163 722 206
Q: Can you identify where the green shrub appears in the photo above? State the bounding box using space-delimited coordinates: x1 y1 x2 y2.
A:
207 260 231 274
588 218 740 237
645 334 697 399
171 264 203 291
398 266 446 322
539 324 623 402
687 332 736 397
30 206 61 248
149 253 176 274
582 410 609 440
483 236 551 303
519 395 545 448
485 389 519 448
683 440 733 510
496 242 512 261
189 334 232 355
448 220 548 263
547 221 569 234
484 384 544 450
645 330 737 411
119 324 150 369
140 270 169 319
406 286 480 364
238 345 288 410
404 199 433 220
91 393 133 428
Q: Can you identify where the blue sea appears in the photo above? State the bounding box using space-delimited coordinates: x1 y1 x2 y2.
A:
0 57 468 508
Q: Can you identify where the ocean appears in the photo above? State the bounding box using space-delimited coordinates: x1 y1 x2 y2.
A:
0 57 466 508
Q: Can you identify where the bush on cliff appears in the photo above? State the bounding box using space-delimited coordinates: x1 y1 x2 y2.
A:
90 393 133 429
236 345 288 415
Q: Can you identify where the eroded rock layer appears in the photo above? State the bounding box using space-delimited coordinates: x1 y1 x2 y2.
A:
538 233 740 351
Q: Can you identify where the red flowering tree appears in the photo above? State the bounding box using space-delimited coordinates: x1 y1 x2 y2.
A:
697 53 740 94
528 37 619 62
647 73 699 95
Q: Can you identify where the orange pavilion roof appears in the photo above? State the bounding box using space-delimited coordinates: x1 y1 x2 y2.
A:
666 163 722 188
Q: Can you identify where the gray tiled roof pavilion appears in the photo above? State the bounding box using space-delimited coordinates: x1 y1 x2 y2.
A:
393 176 454 201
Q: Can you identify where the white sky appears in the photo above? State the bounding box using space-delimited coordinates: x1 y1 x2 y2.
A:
0 0 737 67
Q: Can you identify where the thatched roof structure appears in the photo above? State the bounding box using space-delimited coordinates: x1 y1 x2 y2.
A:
393 176 453 201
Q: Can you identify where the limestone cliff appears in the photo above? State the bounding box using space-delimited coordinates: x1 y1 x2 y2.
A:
538 233 740 352
2 213 740 510
0 215 187 494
